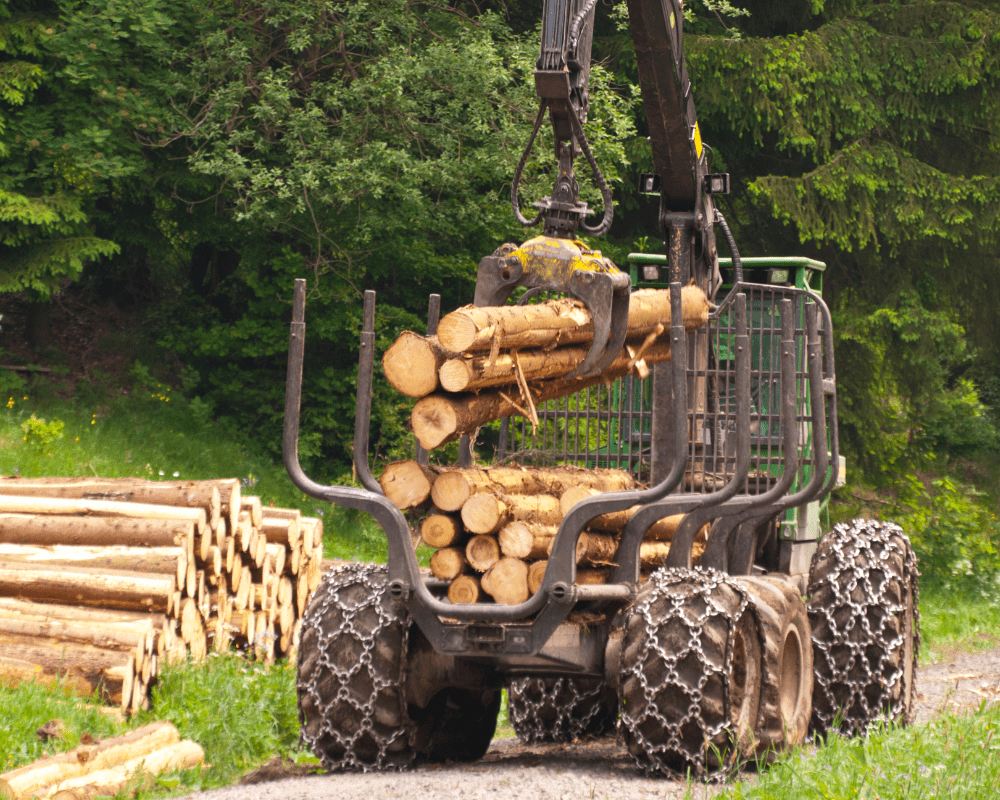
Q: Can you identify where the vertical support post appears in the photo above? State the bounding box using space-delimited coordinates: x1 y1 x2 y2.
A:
415 293 441 466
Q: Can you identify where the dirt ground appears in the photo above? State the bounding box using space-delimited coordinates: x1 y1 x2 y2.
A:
186 645 1000 800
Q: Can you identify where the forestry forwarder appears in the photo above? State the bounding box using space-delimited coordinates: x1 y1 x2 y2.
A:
282 0 919 778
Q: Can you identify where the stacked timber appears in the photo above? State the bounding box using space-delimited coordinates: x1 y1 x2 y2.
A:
0 477 324 713
380 462 708 606
0 721 203 800
380 285 711 450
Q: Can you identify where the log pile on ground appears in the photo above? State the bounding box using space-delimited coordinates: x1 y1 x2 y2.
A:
0 721 202 800
380 285 711 450
0 477 324 713
380 462 707 606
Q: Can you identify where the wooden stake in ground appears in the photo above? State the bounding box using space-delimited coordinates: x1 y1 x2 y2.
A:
431 466 633 512
382 332 453 398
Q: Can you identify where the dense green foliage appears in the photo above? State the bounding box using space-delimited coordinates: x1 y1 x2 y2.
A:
1 0 998 582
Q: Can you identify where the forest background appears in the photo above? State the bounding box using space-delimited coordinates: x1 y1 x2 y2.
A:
1 0 999 595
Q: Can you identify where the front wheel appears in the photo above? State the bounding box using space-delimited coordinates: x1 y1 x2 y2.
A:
807 519 920 736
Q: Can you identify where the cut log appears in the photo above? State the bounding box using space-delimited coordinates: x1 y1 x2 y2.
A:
0 563 174 612
0 721 180 800
241 495 264 528
412 338 675 450
429 547 469 581
0 642 133 707
0 478 221 529
420 514 464 548
480 558 529 606
379 460 438 509
0 514 194 554
0 619 151 665
447 575 481 605
560 486 683 540
44 739 204 800
436 285 710 354
259 517 300 549
382 332 453 398
0 495 206 528
464 535 501 572
264 544 286 583
460 492 561 535
526 561 610 594
545 531 618 566
431 466 633 513
0 544 187 591
301 517 323 551
498 522 556 560
527 560 548 595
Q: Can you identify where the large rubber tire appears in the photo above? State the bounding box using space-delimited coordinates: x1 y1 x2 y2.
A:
807 519 920 736
507 676 618 744
737 575 813 762
297 563 417 771
420 687 502 762
620 567 763 778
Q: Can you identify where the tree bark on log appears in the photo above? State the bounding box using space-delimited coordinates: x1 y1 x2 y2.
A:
0 478 221 529
0 495 207 528
527 561 611 595
379 460 438 509
447 575 481 605
0 642 133 708
0 514 195 554
0 722 180 800
259 517 300 549
460 493 561 535
382 332 452 397
545 531 618 566
0 563 175 612
431 466 632 512
44 740 205 800
412 338 674 450
480 558 529 605
436 285 710 354
560 486 684 540
0 544 187 591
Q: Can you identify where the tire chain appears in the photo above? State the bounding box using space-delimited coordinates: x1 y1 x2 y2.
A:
296 563 416 772
507 675 618 744
620 567 761 779
807 518 921 736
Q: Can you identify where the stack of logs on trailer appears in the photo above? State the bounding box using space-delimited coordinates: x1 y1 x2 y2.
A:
380 461 708 605
379 284 713 603
0 477 325 714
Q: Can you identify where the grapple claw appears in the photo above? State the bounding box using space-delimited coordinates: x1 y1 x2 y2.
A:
473 235 631 378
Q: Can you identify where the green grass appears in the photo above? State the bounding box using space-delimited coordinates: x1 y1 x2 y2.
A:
919 590 1000 663
0 680 137 773
710 703 1000 800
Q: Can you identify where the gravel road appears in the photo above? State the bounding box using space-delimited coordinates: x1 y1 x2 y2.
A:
183 646 1000 800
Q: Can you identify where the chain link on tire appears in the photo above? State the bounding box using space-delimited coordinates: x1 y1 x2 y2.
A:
620 567 763 779
737 576 813 762
507 676 618 744
807 519 920 736
296 563 417 772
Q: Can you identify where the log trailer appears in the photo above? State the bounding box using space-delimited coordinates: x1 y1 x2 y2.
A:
283 0 919 777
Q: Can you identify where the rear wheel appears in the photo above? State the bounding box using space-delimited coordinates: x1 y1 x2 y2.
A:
507 676 618 744
737 576 812 761
419 687 501 762
807 519 920 736
297 563 417 771
620 567 762 777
